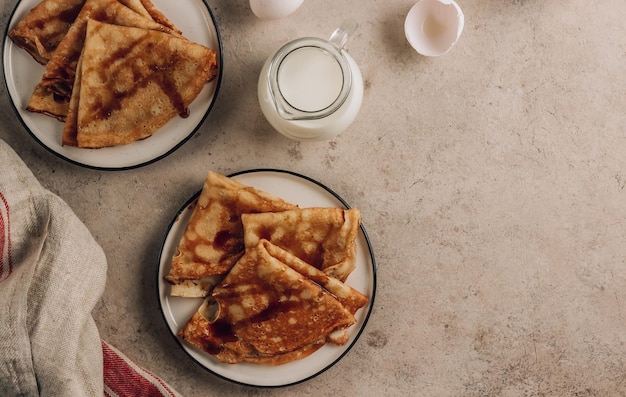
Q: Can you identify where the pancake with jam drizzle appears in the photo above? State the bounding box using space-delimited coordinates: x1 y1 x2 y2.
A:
241 207 361 282
25 0 181 122
62 19 217 148
8 0 85 65
165 172 298 298
178 240 368 365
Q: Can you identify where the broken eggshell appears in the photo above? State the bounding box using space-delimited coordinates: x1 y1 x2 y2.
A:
405 0 464 56
250 0 304 20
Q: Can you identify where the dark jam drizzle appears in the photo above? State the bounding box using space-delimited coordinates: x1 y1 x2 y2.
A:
197 319 238 355
214 229 245 254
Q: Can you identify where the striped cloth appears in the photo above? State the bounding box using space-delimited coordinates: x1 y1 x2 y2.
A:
0 192 12 283
0 139 180 396
102 341 180 397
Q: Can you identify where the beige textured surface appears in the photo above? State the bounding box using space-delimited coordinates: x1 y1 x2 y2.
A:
2 0 626 395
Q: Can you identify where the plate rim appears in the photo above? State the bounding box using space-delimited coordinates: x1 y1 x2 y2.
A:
155 168 377 388
1 0 224 171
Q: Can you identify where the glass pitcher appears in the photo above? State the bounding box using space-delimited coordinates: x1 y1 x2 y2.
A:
257 21 363 141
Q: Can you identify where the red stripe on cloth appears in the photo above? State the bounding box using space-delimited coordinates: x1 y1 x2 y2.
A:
101 341 178 397
0 192 12 282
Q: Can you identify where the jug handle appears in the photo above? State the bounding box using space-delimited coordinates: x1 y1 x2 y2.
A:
329 20 358 50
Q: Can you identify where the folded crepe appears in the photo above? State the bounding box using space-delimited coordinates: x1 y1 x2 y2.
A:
242 207 361 282
8 0 180 66
165 172 298 298
178 240 368 365
62 19 217 148
8 0 85 65
25 0 180 121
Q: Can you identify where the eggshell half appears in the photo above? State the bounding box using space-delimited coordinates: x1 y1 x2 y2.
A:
405 0 464 56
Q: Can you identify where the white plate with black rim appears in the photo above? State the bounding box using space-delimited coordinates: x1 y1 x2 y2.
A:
157 169 377 387
2 0 222 170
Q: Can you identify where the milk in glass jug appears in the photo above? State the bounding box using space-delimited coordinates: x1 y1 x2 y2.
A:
258 21 363 141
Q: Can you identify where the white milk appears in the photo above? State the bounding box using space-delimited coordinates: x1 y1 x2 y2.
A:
277 47 344 112
258 43 363 141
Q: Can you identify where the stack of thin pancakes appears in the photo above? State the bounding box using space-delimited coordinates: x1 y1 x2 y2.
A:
9 0 218 148
165 172 369 365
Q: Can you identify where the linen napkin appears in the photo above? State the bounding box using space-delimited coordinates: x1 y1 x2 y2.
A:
0 139 180 397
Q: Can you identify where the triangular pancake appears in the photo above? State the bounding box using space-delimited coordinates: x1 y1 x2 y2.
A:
64 19 217 148
178 240 367 365
26 0 179 120
262 238 367 345
165 172 298 297
241 207 361 282
8 0 85 65
262 240 368 315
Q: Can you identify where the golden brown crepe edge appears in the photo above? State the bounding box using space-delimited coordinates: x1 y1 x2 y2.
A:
165 171 298 293
178 240 366 365
8 0 85 65
73 20 217 148
241 207 362 282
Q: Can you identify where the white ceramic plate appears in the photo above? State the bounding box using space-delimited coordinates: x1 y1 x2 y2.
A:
2 0 222 170
157 169 377 387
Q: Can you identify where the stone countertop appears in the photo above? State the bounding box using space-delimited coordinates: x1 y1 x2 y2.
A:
2 0 626 395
